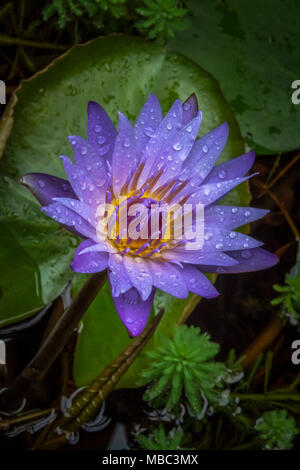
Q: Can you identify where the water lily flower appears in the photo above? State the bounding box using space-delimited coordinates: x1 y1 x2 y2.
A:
20 94 278 337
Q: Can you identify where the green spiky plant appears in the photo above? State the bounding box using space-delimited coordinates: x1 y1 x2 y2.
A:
271 240 300 325
255 409 299 450
272 274 300 324
138 325 226 416
136 0 189 42
135 424 183 450
42 0 127 29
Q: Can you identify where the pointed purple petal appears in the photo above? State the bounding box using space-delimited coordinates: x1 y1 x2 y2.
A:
221 247 279 273
112 287 155 337
182 94 199 125
162 250 238 266
178 228 263 252
19 173 76 205
53 197 96 225
152 111 202 189
204 206 269 230
138 100 183 187
68 136 109 202
186 174 255 206
108 253 132 297
87 101 117 162
204 151 255 184
41 202 97 239
180 264 219 298
70 239 109 273
180 123 229 185
148 259 189 298
78 240 118 254
198 248 279 273
134 94 162 155
112 112 138 195
123 255 153 301
60 156 105 209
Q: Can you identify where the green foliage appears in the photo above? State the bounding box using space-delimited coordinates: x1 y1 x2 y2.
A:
138 325 226 415
135 424 183 450
169 0 300 154
42 0 127 28
255 410 299 450
271 274 300 323
136 0 189 42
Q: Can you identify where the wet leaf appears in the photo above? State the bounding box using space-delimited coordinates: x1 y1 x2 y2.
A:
169 0 300 153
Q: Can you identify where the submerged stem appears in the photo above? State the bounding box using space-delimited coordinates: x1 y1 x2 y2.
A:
0 270 107 410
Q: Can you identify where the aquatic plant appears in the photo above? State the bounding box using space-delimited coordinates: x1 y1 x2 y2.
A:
136 0 189 41
42 0 127 28
255 409 299 450
135 424 183 450
21 93 278 337
272 275 300 324
139 325 226 415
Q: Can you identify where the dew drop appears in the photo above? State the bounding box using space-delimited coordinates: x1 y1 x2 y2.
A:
231 207 238 214
173 142 182 151
202 145 208 153
38 180 45 188
99 144 109 156
218 170 226 179
204 232 213 241
167 122 172 130
81 147 87 156
95 125 102 133
97 136 106 145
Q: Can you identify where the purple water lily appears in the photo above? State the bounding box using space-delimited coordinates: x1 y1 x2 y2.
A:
20 94 278 337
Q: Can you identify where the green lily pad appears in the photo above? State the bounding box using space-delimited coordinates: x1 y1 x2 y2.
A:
169 0 300 154
0 34 246 385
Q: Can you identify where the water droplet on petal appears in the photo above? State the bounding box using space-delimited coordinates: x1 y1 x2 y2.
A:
167 122 172 130
229 232 236 239
38 180 45 188
231 207 238 214
218 170 226 179
95 125 102 133
81 147 87 156
202 145 208 153
204 232 213 240
99 144 110 156
97 136 106 145
173 142 182 151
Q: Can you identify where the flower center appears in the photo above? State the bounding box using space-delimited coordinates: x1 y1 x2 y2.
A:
97 163 191 258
